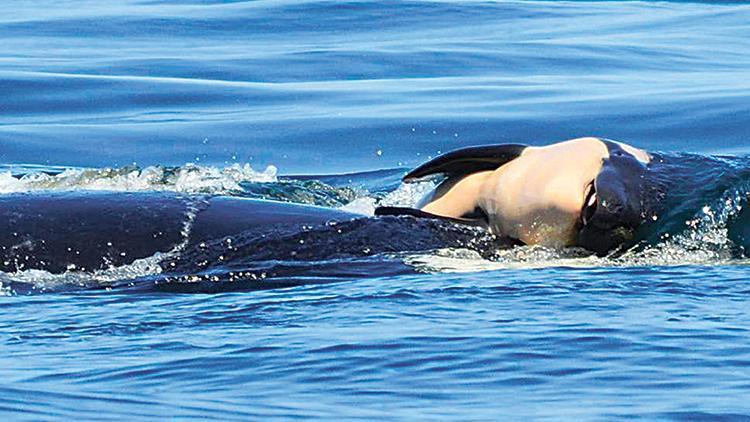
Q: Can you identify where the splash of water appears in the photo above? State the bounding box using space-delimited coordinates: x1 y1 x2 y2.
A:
0 163 278 195
0 252 168 294
339 179 436 215
617 183 749 266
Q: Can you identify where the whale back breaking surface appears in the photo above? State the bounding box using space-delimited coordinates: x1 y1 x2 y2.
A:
0 192 355 274
0 192 187 273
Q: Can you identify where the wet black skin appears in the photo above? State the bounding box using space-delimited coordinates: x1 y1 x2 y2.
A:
576 140 651 255
0 192 356 274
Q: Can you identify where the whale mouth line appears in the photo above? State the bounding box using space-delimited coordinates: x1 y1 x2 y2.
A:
581 181 597 226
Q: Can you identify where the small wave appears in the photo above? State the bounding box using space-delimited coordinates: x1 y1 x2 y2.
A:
0 252 169 295
0 163 381 210
339 179 436 215
0 163 278 195
617 181 749 267
404 247 602 273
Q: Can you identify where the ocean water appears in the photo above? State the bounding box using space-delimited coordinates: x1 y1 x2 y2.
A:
2 0 750 419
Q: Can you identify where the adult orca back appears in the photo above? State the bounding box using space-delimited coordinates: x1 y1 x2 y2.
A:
0 192 356 274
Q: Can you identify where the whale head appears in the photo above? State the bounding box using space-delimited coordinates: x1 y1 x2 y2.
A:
576 140 651 255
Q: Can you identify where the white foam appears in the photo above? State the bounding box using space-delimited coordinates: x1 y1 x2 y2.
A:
405 246 606 273
0 163 277 195
339 179 436 216
0 251 169 294
339 196 377 215
380 180 436 208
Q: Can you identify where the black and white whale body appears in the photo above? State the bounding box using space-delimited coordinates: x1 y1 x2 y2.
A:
0 192 356 274
377 137 658 255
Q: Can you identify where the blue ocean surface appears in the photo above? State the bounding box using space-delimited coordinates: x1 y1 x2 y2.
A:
2 0 750 419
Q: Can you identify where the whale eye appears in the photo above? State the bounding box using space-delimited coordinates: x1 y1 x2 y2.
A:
581 182 597 226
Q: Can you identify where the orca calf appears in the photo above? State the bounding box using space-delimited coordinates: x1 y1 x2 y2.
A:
377 137 656 255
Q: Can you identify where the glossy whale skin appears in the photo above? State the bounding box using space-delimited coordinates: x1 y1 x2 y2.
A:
0 192 356 274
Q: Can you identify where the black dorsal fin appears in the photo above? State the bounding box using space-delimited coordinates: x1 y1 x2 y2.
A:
404 144 527 182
